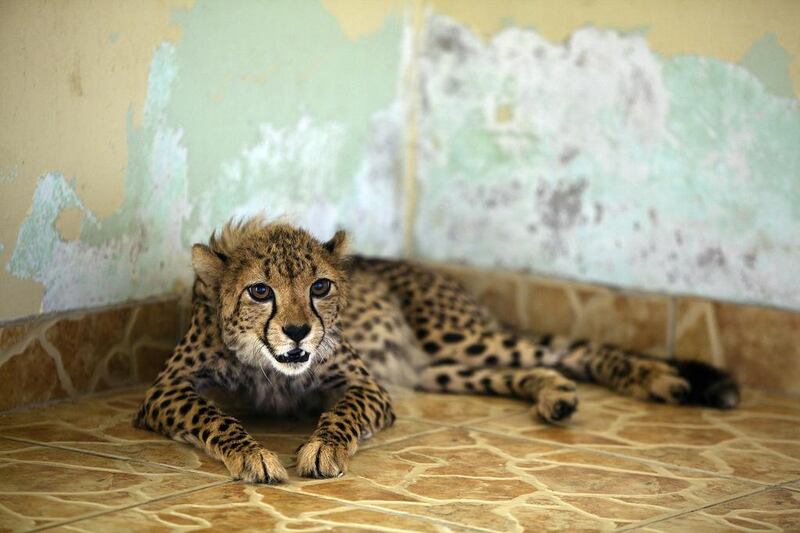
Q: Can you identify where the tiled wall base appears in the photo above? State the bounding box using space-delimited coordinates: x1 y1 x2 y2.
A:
0 298 180 412
1 265 797 413
432 262 800 395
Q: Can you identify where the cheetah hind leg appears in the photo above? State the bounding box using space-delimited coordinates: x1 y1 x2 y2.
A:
559 344 740 409
418 364 579 423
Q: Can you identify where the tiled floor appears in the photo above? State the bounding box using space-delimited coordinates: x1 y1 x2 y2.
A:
0 386 798 532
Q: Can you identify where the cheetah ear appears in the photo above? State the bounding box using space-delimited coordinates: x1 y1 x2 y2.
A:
323 230 348 257
192 244 225 286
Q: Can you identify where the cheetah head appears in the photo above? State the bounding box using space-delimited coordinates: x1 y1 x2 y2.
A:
191 218 349 376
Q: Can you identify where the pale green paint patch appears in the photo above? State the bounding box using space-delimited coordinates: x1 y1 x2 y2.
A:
740 33 795 99
7 174 83 280
166 0 402 244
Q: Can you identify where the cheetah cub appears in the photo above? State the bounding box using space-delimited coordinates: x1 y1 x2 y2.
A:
135 218 739 482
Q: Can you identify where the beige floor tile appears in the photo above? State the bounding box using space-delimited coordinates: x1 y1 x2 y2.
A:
2 385 792 532
273 427 758 532
242 409 443 450
638 488 800 532
55 483 456 533
480 385 800 484
388 385 529 426
0 387 444 481
0 444 223 532
0 387 236 478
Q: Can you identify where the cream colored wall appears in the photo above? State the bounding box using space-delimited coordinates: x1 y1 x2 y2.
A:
0 0 191 318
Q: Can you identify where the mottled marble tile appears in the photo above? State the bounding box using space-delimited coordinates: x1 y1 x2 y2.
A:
480 385 800 484
388 385 529 426
0 315 61 413
0 385 791 532
0 337 68 412
276 427 757 531
0 444 223 532
0 437 40 454
428 262 523 327
0 321 34 352
44 307 134 392
525 279 576 336
0 298 180 412
0 387 231 479
675 297 800 394
0 386 443 481
240 407 441 451
55 483 452 533
639 488 800 532
570 287 670 358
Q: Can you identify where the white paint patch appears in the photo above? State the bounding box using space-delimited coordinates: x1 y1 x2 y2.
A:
415 15 800 310
346 102 405 256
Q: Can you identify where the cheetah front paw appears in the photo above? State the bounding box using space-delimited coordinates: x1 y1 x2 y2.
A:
223 446 288 484
296 437 350 478
536 381 579 423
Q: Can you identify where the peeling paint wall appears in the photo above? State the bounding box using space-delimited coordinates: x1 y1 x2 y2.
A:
1 0 405 320
412 1 800 311
1 0 799 321
414 10 800 311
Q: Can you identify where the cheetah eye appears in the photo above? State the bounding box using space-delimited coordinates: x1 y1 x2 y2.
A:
247 283 273 302
310 278 332 298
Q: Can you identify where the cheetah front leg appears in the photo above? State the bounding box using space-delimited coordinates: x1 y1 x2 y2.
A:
135 372 288 484
296 349 394 478
419 364 579 423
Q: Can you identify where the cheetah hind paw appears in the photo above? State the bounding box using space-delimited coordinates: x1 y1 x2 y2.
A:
536 383 579 423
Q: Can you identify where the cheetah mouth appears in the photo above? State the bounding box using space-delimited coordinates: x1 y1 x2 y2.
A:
274 348 310 364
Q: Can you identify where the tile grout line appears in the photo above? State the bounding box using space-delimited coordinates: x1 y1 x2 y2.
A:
262 482 494 533
28 480 233 533
0 384 148 417
360 425 449 451
78 481 491 533
1 414 457 483
5 390 796 531
7 399 785 488
26 464 493 533
0 435 230 481
3 441 490 532
1 422 789 507
617 485 773 532
0 318 55 367
0 420 493 532
458 424 780 487
781 479 800 493
0 423 451 484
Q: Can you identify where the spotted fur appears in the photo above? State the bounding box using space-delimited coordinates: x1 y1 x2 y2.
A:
135 218 739 483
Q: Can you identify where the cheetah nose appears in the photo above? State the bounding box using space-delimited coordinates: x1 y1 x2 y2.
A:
283 324 311 342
